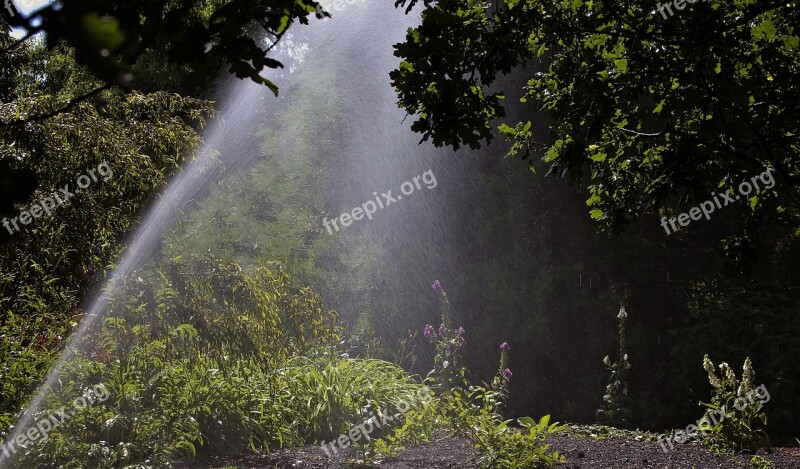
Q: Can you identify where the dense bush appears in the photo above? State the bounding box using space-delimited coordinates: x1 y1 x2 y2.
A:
280 355 428 443
5 257 344 467
0 32 215 430
6 257 468 467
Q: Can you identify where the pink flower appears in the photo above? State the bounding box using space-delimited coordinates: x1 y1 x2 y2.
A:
503 369 513 378
500 342 510 351
432 280 442 291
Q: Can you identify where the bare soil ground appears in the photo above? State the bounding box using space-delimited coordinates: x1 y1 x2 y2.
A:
175 434 800 468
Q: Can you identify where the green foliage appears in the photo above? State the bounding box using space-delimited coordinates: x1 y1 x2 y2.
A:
5 257 346 466
364 378 566 469
0 308 69 431
348 323 420 372
4 0 329 95
698 355 770 453
360 291 562 469
750 455 774 469
0 36 215 428
279 355 426 443
391 0 517 150
442 386 565 469
361 392 444 462
159 47 392 338
667 281 800 439
597 306 633 428
483 415 566 469
392 0 799 232
3 254 455 467
566 423 660 442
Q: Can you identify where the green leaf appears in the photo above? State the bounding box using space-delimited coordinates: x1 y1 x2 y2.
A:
752 19 777 41
518 416 536 428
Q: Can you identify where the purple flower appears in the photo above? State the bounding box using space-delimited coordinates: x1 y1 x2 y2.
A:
447 345 454 354
457 326 465 335
503 368 513 378
432 280 442 292
458 336 466 346
423 325 435 338
439 323 446 336
500 342 510 351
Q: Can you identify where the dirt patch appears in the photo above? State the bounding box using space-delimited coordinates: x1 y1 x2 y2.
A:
174 435 476 468
175 434 800 468
546 434 800 469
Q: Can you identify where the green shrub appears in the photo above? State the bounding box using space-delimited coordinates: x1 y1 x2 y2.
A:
750 455 773 469
446 385 566 469
0 304 69 431
364 392 444 462
278 355 427 443
697 355 770 453
6 257 342 467
477 415 566 469
4 257 434 467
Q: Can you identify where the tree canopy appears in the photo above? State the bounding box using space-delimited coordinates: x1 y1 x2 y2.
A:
3 0 328 95
0 0 329 217
392 0 799 232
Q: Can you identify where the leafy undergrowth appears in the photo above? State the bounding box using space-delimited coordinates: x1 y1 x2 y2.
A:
6 276 795 468
2 276 567 469
561 423 661 442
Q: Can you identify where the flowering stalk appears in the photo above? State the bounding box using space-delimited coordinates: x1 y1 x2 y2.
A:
425 280 467 390
492 342 512 392
596 305 633 428
432 279 452 329
699 355 769 452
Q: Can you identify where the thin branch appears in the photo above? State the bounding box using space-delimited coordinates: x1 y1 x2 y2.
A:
618 127 663 138
1 84 112 126
0 29 38 55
